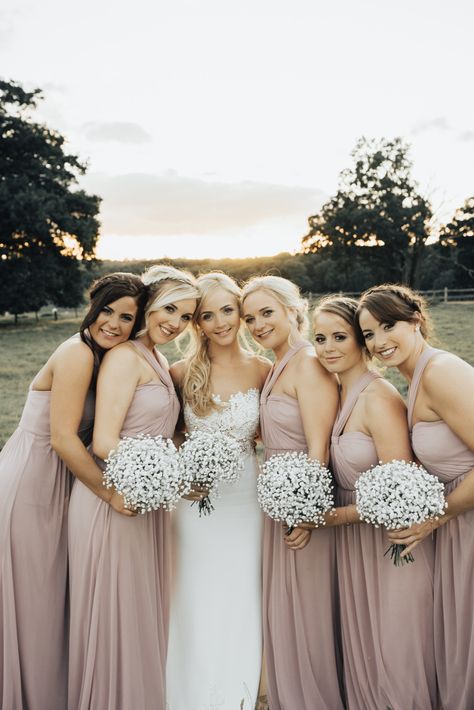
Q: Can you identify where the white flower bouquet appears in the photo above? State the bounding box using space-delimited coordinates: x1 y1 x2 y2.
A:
257 451 335 532
178 430 244 515
103 434 188 514
355 459 446 565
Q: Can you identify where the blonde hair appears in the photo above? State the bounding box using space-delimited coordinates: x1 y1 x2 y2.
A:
313 295 365 347
241 275 309 340
138 264 199 337
182 272 243 417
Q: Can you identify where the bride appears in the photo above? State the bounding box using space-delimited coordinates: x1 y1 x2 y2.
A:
166 272 270 710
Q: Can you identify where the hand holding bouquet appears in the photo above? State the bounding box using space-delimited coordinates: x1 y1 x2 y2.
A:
355 459 446 565
257 451 334 532
178 430 244 515
103 434 188 514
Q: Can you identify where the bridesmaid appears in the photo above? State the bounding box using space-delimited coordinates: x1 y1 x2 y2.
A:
313 294 437 710
166 272 270 710
68 265 198 710
0 272 146 710
242 276 344 710
357 284 474 710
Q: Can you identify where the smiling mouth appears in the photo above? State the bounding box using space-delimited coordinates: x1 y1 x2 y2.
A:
100 328 118 338
214 328 232 337
256 329 273 339
378 347 396 358
159 325 176 337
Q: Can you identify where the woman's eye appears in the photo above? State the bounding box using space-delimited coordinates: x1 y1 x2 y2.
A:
102 306 112 314
263 309 273 317
244 317 254 324
201 313 212 321
363 333 373 340
121 314 134 322
383 323 394 331
223 307 234 315
335 335 347 342
314 336 325 343
165 305 175 313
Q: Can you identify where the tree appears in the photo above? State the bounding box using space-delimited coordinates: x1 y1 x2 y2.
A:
302 137 433 287
0 79 101 317
438 197 474 286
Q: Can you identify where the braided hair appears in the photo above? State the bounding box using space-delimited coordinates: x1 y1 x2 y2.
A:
356 283 432 340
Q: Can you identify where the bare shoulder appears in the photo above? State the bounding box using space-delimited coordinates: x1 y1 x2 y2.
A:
423 351 473 391
169 358 188 386
363 376 406 416
246 352 272 381
52 336 94 371
101 341 139 368
294 347 335 384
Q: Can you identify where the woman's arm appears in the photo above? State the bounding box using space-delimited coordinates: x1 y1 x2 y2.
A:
389 356 474 555
285 355 338 549
93 345 141 460
50 341 112 503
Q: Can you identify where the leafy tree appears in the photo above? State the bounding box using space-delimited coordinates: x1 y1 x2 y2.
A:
302 137 433 286
0 78 100 317
438 197 474 286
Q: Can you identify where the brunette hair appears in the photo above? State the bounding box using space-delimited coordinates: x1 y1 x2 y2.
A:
80 272 148 386
182 272 243 417
312 295 365 347
356 283 432 339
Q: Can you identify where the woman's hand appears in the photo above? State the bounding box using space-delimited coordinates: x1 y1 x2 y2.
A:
183 484 210 502
283 525 311 550
387 516 446 556
299 504 360 530
108 490 137 517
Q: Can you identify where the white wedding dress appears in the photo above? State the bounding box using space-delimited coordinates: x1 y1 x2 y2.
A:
166 389 263 710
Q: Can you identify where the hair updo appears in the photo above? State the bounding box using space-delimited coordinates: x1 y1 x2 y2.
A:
356 283 432 339
241 275 309 338
138 264 199 337
312 294 365 347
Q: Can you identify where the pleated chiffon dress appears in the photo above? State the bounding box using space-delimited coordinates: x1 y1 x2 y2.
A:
259 341 344 710
68 340 179 710
0 383 94 710
331 370 437 710
408 347 474 710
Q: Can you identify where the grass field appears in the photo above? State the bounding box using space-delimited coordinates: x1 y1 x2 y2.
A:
1 302 473 447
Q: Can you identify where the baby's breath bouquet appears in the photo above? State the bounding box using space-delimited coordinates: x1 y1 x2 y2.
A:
355 459 446 565
178 430 244 515
257 451 334 532
103 434 188 514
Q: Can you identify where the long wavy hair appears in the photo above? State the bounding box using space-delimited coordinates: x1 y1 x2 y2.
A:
182 272 243 417
80 272 148 388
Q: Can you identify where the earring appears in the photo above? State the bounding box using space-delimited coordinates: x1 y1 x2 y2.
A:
415 325 420 332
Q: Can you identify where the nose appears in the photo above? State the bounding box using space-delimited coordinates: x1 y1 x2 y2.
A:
373 330 386 350
107 312 121 331
324 337 336 353
169 313 181 330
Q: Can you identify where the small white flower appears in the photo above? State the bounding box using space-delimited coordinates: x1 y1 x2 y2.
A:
257 452 334 528
103 434 187 514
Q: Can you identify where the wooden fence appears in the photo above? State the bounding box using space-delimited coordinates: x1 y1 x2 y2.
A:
307 287 474 303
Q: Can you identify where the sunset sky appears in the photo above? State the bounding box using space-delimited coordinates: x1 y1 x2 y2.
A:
1 0 473 259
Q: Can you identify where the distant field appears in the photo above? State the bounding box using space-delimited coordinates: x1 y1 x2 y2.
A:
0 302 473 447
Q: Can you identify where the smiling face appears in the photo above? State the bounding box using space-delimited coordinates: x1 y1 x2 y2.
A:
313 310 364 374
242 289 292 351
88 296 139 349
146 298 197 345
198 286 241 347
358 307 419 368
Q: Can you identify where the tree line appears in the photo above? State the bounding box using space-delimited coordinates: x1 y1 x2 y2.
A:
1 78 472 320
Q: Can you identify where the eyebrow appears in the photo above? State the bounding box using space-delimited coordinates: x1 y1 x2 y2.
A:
200 303 234 315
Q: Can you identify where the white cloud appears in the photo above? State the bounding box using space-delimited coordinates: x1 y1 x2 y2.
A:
411 117 451 136
83 172 324 236
82 121 152 144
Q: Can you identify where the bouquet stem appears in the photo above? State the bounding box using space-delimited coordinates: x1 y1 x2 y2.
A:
384 543 415 566
192 495 215 516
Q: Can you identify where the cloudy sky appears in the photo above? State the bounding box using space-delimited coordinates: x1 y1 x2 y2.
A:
1 0 473 259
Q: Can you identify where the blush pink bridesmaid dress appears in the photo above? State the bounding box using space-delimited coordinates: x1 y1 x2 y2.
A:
332 370 437 710
259 341 344 710
67 340 179 710
0 371 94 709
408 346 474 710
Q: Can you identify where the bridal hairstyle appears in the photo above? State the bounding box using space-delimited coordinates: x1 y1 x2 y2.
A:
356 283 432 340
241 275 309 341
138 264 199 338
80 272 149 386
313 294 366 347
182 272 243 417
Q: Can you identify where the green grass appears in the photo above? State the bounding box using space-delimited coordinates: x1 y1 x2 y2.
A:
1 302 473 447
